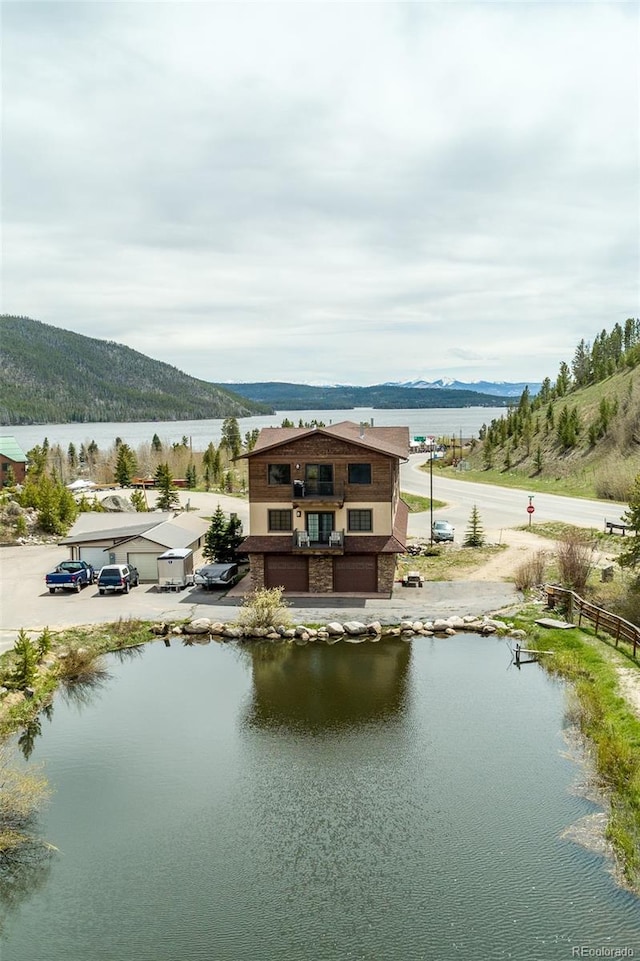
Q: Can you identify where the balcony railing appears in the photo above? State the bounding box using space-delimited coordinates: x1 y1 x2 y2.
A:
292 529 344 549
292 480 345 503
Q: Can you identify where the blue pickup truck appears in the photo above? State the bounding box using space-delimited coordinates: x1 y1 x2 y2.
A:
46 560 95 593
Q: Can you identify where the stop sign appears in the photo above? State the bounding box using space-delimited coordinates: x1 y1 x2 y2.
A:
527 504 535 514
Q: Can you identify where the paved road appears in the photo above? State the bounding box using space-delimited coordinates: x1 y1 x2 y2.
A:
401 454 628 540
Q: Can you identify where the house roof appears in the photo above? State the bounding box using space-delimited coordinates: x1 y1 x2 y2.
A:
116 513 209 550
242 421 410 460
60 512 175 545
0 436 28 463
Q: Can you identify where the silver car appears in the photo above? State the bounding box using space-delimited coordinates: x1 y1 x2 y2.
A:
193 563 239 590
432 520 455 543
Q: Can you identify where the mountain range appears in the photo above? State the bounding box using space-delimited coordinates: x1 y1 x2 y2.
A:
385 378 541 397
1 315 527 425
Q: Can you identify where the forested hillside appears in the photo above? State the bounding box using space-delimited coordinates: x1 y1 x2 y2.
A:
218 381 508 410
472 319 640 500
0 316 272 424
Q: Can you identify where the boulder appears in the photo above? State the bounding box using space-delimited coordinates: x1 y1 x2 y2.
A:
412 621 424 632
367 621 382 636
448 616 466 630
326 622 345 636
223 626 244 639
184 618 212 634
100 494 134 512
343 621 367 636
433 618 451 633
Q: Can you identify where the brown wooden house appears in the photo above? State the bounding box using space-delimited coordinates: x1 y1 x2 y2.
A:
239 421 409 595
0 436 27 489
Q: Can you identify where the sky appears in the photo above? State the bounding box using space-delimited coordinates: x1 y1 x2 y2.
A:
2 1 639 387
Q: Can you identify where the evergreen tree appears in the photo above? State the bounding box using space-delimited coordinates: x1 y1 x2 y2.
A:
130 490 147 512
220 417 242 460
224 513 244 562
155 463 180 511
203 505 228 562
534 445 543 473
619 474 640 573
11 630 37 690
151 433 162 452
114 444 137 486
463 505 485 547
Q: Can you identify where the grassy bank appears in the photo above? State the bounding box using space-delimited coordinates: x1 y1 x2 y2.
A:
515 607 640 892
424 462 603 499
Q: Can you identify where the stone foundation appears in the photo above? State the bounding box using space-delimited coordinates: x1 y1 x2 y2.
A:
308 556 334 593
377 554 396 595
247 554 265 591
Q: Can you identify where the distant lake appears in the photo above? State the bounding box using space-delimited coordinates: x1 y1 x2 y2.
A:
8 407 504 452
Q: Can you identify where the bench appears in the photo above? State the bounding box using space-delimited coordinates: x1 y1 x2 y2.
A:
605 520 631 536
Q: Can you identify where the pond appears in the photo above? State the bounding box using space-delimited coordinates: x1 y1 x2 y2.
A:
2 636 638 961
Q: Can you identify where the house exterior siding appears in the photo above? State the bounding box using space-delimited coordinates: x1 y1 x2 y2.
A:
240 422 409 596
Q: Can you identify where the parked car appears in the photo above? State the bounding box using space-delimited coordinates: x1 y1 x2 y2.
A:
45 559 95 593
432 520 455 543
193 563 239 590
97 564 140 594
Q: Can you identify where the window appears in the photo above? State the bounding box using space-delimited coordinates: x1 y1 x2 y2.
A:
268 464 291 485
305 464 333 495
348 463 372 484
348 509 372 532
268 510 293 531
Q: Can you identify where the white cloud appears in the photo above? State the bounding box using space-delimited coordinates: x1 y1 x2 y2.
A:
2 1 638 386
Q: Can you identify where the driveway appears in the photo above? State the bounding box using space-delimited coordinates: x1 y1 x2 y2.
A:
0 542 520 654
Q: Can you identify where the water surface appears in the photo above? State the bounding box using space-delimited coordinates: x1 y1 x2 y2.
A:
2 636 638 961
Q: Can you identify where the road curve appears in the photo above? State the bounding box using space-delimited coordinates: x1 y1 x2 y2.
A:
401 454 628 539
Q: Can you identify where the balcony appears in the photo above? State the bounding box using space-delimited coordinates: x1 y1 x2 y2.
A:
292 529 345 552
292 480 345 506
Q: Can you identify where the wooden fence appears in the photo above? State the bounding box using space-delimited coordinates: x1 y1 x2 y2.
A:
545 584 640 658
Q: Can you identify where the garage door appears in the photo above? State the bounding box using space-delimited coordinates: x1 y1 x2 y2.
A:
80 547 112 570
333 555 377 593
265 555 309 592
127 552 160 583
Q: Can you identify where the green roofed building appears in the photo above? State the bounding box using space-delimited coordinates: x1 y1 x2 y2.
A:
0 436 27 488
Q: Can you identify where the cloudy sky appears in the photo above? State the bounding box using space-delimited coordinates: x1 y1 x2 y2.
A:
2 2 638 387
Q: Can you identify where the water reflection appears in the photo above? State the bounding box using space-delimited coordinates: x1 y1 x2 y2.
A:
58 668 111 710
0 841 54 937
242 639 411 732
16 718 42 761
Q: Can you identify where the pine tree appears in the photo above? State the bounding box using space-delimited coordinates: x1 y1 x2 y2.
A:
155 463 180 511
463 505 485 547
619 474 640 573
203 505 228 562
114 443 137 486
11 630 37 690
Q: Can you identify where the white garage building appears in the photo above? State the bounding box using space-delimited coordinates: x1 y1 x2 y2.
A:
59 511 209 582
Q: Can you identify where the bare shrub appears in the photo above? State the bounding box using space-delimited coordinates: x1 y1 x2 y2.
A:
0 744 50 857
594 461 637 501
237 587 291 630
557 532 595 594
56 646 109 685
514 551 548 591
